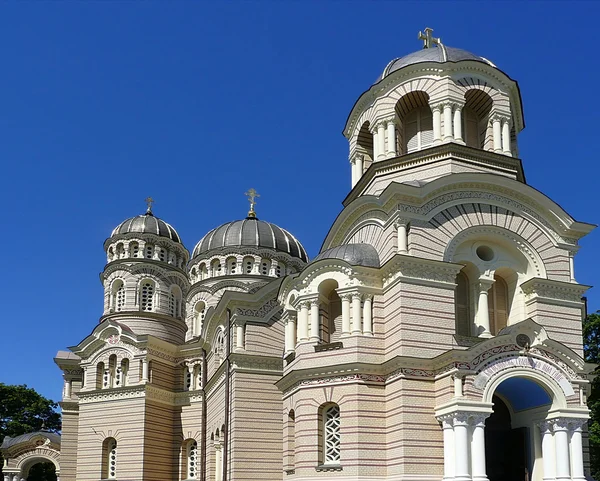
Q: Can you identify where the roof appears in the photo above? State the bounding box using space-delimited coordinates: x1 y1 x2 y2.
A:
110 212 181 243
1 431 61 450
376 45 497 83
192 218 308 262
314 243 380 268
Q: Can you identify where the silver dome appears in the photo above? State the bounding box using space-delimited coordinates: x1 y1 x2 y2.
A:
111 213 181 243
192 218 308 262
377 45 496 83
315 243 380 268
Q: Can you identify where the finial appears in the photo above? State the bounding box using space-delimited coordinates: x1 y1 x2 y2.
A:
418 27 440 49
144 196 155 215
244 188 260 219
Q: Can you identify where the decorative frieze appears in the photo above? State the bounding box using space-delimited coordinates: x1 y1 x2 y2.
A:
521 278 589 304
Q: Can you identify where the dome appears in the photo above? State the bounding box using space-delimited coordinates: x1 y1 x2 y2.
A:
376 45 496 83
192 218 308 262
314 243 380 268
111 212 181 243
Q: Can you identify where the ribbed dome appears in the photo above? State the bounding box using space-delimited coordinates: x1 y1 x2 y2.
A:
193 218 308 262
111 212 181 243
315 243 380 268
377 45 496 83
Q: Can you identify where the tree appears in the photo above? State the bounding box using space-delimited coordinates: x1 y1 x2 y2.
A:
583 311 600 479
0 383 61 481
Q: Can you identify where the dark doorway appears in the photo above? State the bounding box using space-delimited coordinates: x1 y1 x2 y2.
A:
485 395 529 481
26 462 57 481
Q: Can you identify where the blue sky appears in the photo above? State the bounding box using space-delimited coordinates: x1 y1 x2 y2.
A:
0 2 598 403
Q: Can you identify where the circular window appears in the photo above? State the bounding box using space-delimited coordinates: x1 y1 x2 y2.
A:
476 245 494 262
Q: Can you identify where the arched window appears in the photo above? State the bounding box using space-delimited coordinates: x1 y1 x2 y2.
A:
96 362 105 389
199 263 208 280
214 328 225 362
194 364 202 389
169 286 182 318
111 280 125 313
108 247 115 262
194 301 206 337
276 262 286 277
455 271 471 336
211 259 222 277
115 359 128 387
462 106 481 148
356 121 374 170
463 89 493 150
159 248 166 262
489 275 509 335
260 259 271 276
116 243 125 259
243 256 255 274
184 439 199 479
226 257 237 275
130 242 139 258
286 410 296 469
184 367 192 391
404 106 433 153
140 280 155 312
102 438 117 480
145 244 154 259
318 280 341 344
320 404 341 465
108 355 117 388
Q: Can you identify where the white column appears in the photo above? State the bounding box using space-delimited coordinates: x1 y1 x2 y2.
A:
141 359 149 383
377 122 386 160
439 416 455 481
453 414 471 481
476 279 494 337
570 420 586 481
235 323 244 350
492 116 502 152
63 378 72 398
351 293 362 334
501 119 511 155
433 105 442 144
396 221 408 254
453 106 463 143
387 120 397 157
350 158 357 187
372 129 379 160
4 474 10 481
215 443 223 481
356 154 364 181
310 300 320 341
443 103 453 141
187 364 195 390
471 415 489 481
569 251 576 283
363 296 373 335
341 294 351 335
284 318 295 353
553 419 571 481
540 422 556 481
298 302 309 341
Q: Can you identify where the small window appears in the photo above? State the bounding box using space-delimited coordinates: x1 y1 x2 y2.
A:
159 248 166 262
186 439 198 479
140 281 155 311
103 438 117 479
227 257 237 275
214 329 225 361
130 242 139 258
194 302 206 336
261 259 271 275
455 271 471 336
243 256 254 274
111 280 125 312
322 404 341 465
145 244 154 259
185 368 192 391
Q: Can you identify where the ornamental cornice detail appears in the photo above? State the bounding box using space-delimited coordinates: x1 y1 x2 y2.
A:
382 256 462 286
146 347 178 364
521 279 589 303
78 386 146 404
236 298 281 318
231 353 283 373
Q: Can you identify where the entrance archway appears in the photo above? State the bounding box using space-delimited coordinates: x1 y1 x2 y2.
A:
23 459 58 481
485 376 553 481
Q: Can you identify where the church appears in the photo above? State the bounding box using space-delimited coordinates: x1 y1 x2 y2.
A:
2 28 595 481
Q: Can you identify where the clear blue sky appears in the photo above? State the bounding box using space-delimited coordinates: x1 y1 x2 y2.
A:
1 2 598 403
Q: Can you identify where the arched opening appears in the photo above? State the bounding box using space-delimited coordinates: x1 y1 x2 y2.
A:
318 280 341 344
396 91 432 154
485 376 553 481
226 256 237 275
489 273 509 335
260 258 271 276
183 438 199 480
455 270 471 336
463 89 493 150
102 437 118 480
199 263 208 280
110 280 125 313
23 460 58 481
356 121 374 171
318 403 341 466
169 286 183 319
193 301 206 337
243 256 255 274
139 279 155 312
211 259 222 277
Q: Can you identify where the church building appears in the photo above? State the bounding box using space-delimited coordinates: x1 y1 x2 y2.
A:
2 28 595 481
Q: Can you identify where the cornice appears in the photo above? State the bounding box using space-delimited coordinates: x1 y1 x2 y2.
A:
521 278 590 304
381 254 463 288
230 353 283 374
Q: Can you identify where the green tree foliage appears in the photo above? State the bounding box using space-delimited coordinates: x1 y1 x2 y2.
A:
0 383 61 481
583 311 600 479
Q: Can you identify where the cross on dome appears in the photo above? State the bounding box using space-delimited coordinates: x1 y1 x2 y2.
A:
145 196 155 214
418 27 441 49
245 188 260 219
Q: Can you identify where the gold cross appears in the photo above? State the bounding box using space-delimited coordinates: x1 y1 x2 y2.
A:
245 188 260 218
145 196 155 214
418 27 440 49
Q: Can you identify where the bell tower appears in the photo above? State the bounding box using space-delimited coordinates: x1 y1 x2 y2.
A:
344 28 525 195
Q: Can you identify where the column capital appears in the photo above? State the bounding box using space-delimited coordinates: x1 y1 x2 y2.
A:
453 412 471 426
393 217 410 228
569 418 587 431
339 292 353 301
470 413 490 426
489 112 510 125
552 417 571 432
538 420 554 433
436 413 454 427
351 292 363 301
478 276 495 290
309 298 320 307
